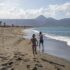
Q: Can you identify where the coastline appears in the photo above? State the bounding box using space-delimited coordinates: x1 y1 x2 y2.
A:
23 28 70 61
0 27 70 70
43 37 70 62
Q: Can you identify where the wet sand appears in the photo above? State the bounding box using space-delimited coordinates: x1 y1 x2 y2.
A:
0 27 70 70
44 37 70 61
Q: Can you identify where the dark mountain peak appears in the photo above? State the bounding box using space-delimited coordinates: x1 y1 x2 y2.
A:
36 15 47 20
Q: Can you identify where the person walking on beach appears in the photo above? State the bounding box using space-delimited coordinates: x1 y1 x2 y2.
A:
39 32 44 52
30 34 38 57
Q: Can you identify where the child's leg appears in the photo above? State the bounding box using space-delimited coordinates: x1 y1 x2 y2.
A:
35 46 37 54
39 41 41 52
39 41 40 49
32 47 34 55
42 42 44 52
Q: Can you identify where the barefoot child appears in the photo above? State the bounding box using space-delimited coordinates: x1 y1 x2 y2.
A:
30 34 38 57
39 32 44 52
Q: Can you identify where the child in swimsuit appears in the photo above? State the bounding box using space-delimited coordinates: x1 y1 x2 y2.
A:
31 34 38 57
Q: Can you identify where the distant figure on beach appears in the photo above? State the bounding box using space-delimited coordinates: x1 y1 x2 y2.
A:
39 32 44 52
30 34 38 57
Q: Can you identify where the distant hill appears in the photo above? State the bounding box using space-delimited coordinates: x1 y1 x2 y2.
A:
0 15 70 27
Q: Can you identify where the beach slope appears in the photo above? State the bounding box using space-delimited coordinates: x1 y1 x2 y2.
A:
0 27 70 70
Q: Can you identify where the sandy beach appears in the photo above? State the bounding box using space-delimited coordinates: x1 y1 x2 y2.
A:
0 27 70 70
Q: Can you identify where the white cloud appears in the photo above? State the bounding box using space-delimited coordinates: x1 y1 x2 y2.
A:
66 12 70 16
0 1 70 19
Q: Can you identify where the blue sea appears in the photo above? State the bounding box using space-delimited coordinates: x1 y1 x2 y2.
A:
23 27 70 61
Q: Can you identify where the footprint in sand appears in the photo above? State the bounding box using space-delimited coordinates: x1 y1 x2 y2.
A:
16 57 22 61
33 58 38 62
0 67 7 70
35 63 43 68
23 58 30 62
56 68 61 70
0 65 12 70
0 56 8 60
55 66 61 70
2 62 13 66
1 61 13 70
27 65 30 69
32 66 37 70
11 68 14 70
8 62 13 66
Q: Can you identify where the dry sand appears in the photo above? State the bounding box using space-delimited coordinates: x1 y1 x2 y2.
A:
0 27 70 70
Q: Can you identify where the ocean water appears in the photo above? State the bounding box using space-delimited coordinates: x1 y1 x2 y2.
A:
23 27 70 61
35 27 70 46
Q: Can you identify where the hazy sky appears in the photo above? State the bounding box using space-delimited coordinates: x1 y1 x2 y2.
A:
0 0 70 19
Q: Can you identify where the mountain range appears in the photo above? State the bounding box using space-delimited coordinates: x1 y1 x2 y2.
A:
0 15 70 27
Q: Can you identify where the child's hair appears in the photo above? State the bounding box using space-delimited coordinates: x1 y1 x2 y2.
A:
32 34 35 38
40 32 42 34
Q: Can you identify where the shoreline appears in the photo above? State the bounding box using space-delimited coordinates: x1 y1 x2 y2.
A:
23 28 70 62
0 27 70 70
44 37 70 62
